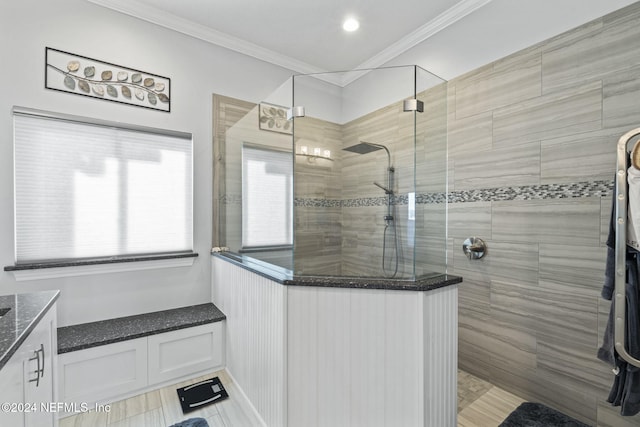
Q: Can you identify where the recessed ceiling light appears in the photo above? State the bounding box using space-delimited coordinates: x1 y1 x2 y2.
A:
343 17 360 32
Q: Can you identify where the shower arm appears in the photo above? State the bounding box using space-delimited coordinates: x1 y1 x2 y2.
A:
362 142 392 171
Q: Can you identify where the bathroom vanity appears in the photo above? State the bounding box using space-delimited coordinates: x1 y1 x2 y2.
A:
212 253 461 427
0 290 59 427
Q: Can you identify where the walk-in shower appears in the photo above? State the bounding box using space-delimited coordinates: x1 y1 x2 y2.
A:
215 64 448 280
343 141 398 278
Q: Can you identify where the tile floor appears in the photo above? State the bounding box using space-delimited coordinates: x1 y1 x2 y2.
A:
60 369 523 427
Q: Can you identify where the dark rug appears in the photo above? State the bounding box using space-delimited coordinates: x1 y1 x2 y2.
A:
499 402 590 427
169 417 209 427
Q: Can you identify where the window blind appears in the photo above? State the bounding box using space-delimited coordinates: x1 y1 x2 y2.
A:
13 108 193 263
241 144 293 248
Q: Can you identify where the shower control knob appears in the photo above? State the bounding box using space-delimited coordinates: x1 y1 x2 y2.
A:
384 215 394 221
462 237 486 260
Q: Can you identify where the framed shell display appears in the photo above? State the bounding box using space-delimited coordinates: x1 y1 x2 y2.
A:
45 47 171 112
258 102 292 134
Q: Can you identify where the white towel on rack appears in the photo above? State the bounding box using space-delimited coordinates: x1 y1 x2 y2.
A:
628 166 640 250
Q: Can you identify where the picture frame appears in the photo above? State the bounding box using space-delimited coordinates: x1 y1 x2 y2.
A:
258 102 292 134
45 47 171 112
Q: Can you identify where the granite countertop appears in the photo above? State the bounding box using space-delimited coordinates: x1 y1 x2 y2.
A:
57 302 226 354
212 251 462 291
0 290 60 371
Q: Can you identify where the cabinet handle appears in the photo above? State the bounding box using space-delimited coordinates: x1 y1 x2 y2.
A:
27 344 45 387
37 344 45 378
28 349 41 387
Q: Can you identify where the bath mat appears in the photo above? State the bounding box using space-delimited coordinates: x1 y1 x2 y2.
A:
176 376 229 414
169 418 209 427
499 402 589 426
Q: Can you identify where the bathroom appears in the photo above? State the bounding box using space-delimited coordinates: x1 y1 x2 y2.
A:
1 0 639 426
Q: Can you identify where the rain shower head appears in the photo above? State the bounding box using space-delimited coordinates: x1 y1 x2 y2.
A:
342 142 385 155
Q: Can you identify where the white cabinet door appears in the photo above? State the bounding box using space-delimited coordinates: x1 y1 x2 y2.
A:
58 337 148 408
23 306 56 427
0 303 57 427
148 323 224 385
0 347 26 427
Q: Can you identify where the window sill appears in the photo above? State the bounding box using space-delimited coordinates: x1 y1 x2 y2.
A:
239 246 293 253
4 253 198 281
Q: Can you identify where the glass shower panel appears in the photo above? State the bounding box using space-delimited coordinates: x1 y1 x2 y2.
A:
292 66 423 279
217 78 294 270
415 66 448 277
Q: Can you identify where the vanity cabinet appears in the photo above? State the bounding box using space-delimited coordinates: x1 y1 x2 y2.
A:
0 304 57 427
23 305 57 427
0 341 25 426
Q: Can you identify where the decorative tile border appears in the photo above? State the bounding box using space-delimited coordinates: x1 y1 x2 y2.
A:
221 180 615 207
294 198 342 208
447 180 613 203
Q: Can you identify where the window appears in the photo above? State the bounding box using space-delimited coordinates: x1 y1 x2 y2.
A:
13 107 193 264
241 144 293 248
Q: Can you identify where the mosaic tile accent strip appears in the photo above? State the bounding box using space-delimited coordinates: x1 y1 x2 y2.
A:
224 180 614 207
448 180 613 203
294 198 342 208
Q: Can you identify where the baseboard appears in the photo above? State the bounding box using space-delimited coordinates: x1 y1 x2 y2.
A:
224 368 269 427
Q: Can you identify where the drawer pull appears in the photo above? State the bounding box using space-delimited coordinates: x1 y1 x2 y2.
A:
27 344 45 387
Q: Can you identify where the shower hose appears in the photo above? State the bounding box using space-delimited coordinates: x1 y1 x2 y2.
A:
382 220 399 278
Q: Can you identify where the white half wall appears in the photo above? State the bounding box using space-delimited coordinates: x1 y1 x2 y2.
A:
213 255 458 427
211 256 286 427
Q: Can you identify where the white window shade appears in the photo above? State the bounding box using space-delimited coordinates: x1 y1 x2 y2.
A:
13 108 193 263
242 144 293 248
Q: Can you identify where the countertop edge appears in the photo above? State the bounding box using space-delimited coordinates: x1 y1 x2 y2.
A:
57 302 226 354
0 290 60 371
57 319 223 354
212 252 462 291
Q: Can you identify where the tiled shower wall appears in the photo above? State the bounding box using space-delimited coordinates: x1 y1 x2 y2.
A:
450 2 640 425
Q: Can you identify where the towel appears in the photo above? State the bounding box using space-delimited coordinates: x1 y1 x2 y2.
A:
628 166 640 251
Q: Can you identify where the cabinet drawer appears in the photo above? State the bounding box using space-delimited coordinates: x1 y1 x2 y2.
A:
148 323 224 384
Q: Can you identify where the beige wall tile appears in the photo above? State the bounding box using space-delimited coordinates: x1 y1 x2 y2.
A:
448 201 492 241
447 111 493 158
540 127 622 184
492 198 601 246
538 244 607 297
453 141 541 190
603 64 640 130
493 81 602 147
455 47 541 120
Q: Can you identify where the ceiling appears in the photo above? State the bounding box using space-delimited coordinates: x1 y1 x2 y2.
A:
88 0 636 81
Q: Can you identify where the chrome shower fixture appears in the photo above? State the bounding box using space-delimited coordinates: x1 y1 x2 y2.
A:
342 141 398 278
373 181 393 194
342 141 385 155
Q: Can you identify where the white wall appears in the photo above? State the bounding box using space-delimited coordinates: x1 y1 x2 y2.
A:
0 0 294 326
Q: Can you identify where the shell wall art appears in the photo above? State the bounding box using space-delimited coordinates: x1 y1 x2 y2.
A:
45 47 171 112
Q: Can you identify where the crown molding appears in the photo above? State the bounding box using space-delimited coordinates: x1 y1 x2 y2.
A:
341 0 493 85
87 0 492 87
87 0 325 74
